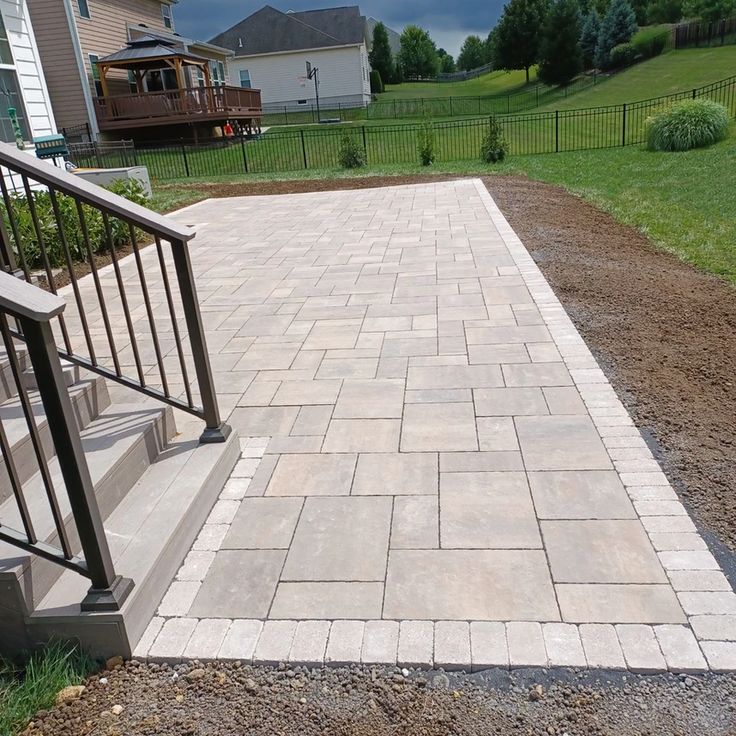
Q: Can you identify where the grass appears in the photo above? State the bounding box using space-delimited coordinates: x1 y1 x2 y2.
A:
380 67 538 99
537 46 736 111
0 643 94 736
154 126 736 284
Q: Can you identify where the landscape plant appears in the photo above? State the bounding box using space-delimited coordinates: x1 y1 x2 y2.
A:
370 69 384 94
338 134 367 168
595 0 638 68
481 116 508 162
631 26 668 57
609 41 638 66
417 119 436 165
538 0 584 85
645 98 729 150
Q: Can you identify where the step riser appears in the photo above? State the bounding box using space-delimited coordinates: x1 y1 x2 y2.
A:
4 406 176 611
0 377 111 504
0 351 29 405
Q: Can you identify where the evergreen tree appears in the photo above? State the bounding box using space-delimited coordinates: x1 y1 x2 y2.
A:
580 9 601 67
369 22 395 85
595 0 638 68
538 0 583 85
397 25 440 79
494 0 550 83
457 35 487 70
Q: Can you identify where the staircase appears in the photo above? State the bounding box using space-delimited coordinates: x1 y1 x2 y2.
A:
0 144 238 659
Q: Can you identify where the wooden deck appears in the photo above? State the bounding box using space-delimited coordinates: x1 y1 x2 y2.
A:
94 85 262 131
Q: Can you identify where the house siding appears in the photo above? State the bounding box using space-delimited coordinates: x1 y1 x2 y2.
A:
1 0 56 138
230 44 371 108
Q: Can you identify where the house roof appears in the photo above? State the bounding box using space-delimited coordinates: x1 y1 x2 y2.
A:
98 36 209 67
209 5 366 57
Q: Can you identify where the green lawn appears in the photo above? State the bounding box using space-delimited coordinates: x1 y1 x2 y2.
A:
538 45 736 111
154 128 736 284
380 68 538 99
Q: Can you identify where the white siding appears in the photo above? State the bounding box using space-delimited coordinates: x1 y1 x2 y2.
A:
1 0 56 139
229 44 371 108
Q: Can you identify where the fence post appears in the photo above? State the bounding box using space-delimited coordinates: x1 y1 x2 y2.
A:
93 141 102 168
181 139 190 177
555 110 559 153
536 86 539 107
300 129 308 169
362 126 368 163
449 97 453 117
284 105 289 125
692 87 697 99
621 102 627 146
394 99 397 119
240 136 249 173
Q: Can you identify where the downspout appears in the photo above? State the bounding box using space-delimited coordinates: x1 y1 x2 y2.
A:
62 0 100 140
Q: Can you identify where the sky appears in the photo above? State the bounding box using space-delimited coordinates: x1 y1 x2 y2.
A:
172 1 505 58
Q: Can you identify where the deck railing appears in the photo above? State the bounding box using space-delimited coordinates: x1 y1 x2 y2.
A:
0 142 230 444
94 85 262 127
0 271 133 610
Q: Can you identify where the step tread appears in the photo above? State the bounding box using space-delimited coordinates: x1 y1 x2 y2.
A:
34 430 239 630
0 402 170 569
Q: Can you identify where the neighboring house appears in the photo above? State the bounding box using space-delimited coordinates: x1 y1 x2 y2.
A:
365 16 401 56
27 0 253 141
210 5 372 110
0 0 56 145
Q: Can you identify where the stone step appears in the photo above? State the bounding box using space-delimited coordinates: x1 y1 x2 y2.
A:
28 424 240 658
0 401 176 611
0 374 110 502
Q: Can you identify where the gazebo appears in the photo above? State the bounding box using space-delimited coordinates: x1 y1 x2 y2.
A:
92 36 262 140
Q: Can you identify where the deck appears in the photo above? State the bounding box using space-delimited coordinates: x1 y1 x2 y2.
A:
94 85 262 131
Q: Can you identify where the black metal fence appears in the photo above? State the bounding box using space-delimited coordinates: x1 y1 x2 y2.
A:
68 74 736 180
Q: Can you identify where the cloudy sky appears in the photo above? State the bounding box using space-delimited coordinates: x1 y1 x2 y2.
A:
172 1 504 57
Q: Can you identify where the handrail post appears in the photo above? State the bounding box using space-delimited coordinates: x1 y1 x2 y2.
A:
19 313 133 611
170 239 231 444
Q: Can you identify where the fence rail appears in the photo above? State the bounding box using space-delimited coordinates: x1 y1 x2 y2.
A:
67 75 736 180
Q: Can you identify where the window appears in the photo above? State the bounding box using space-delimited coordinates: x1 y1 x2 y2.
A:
88 54 103 97
161 3 173 30
239 69 251 88
210 60 227 86
77 0 90 19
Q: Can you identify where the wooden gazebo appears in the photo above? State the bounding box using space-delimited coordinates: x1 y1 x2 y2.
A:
92 36 262 140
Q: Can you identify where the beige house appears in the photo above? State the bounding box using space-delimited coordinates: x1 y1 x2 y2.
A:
27 0 244 141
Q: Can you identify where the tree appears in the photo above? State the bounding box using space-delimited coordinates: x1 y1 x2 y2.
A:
369 22 395 85
485 27 500 65
397 25 440 79
682 0 734 21
595 0 638 68
494 0 550 83
457 35 487 70
645 0 682 22
437 49 457 73
538 0 583 85
580 9 601 67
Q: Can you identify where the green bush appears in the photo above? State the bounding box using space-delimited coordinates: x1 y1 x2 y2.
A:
632 26 668 57
337 134 366 169
369 69 384 94
645 99 730 151
417 119 436 166
481 117 508 163
2 177 150 270
609 41 638 66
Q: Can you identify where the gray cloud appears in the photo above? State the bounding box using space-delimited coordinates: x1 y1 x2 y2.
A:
172 1 504 57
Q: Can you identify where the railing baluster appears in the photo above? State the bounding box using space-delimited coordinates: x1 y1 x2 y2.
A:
101 211 145 385
0 172 30 280
128 224 169 397
0 312 72 559
75 200 121 375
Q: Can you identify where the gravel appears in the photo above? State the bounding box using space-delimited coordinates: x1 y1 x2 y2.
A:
23 661 736 736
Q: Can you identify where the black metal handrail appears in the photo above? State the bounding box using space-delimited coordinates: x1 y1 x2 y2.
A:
0 142 230 444
0 271 132 610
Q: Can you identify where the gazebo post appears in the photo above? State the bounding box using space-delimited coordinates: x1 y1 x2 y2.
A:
98 63 110 98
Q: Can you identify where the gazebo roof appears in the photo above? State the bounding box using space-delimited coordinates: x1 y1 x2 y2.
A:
98 36 210 68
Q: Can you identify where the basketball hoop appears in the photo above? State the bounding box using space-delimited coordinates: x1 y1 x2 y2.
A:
297 75 309 87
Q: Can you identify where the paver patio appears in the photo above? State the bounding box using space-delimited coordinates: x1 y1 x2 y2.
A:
102 179 733 671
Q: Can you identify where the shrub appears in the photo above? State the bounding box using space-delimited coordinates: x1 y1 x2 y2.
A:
2 177 150 270
417 119 435 166
481 117 508 163
609 41 638 66
369 69 384 94
632 26 668 57
337 134 366 169
645 99 729 151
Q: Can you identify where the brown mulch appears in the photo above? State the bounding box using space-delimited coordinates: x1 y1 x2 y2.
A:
165 173 736 551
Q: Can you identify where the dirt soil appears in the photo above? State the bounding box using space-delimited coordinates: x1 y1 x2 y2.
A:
168 173 736 553
24 661 736 736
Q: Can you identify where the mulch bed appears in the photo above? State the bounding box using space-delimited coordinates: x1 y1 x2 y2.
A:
166 173 736 553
